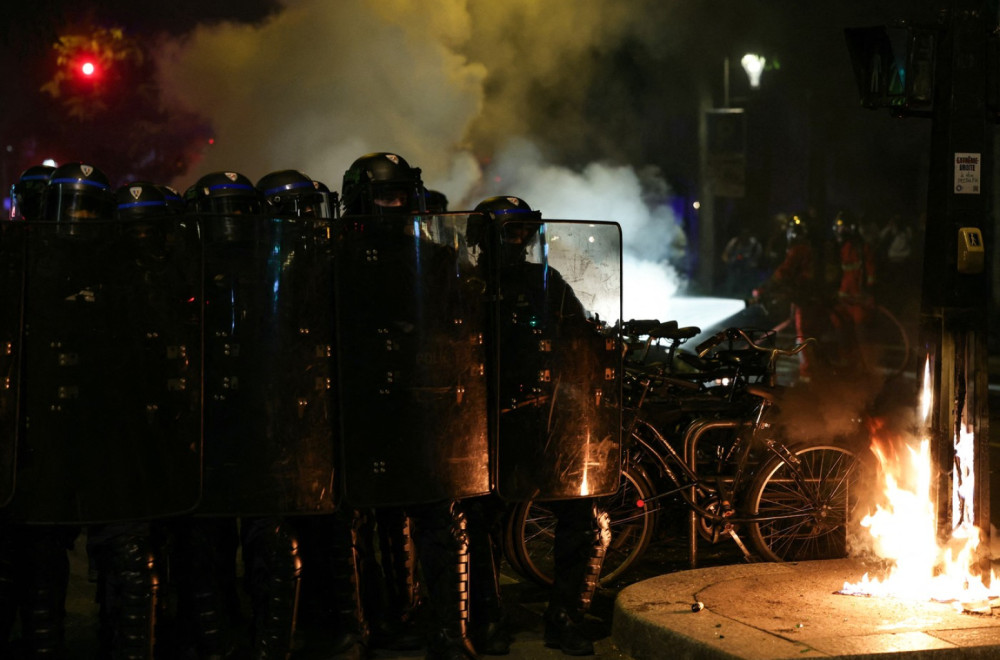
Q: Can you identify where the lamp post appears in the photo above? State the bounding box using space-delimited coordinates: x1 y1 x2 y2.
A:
699 53 764 294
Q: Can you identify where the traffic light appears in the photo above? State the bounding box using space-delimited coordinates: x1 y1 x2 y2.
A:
844 24 937 115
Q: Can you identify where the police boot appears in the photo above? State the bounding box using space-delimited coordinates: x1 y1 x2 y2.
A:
467 527 510 656
543 505 611 657
21 526 75 658
0 528 18 650
176 519 239 660
374 508 423 651
412 501 478 660
243 518 302 660
328 510 371 659
99 529 159 660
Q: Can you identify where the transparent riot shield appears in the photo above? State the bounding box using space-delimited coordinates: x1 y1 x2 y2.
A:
5 215 202 523
0 221 25 508
489 219 622 501
332 213 489 507
200 214 337 516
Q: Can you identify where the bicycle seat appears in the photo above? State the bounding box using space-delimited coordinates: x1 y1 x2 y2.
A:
623 319 677 336
659 325 700 341
744 384 783 404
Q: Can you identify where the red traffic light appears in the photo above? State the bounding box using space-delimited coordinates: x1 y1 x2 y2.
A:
75 56 99 80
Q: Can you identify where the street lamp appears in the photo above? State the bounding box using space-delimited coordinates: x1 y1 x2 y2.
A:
740 53 766 90
723 52 766 107
702 52 767 294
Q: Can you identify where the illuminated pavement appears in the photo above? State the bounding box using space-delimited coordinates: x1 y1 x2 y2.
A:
613 557 1000 659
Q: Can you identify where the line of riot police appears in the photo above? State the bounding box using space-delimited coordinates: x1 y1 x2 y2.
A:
0 152 624 660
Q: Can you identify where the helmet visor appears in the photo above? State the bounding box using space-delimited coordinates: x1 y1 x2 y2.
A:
43 188 113 223
370 182 422 213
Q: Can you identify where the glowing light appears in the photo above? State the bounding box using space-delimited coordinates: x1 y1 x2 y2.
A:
692 201 701 210
80 61 96 76
740 54 766 89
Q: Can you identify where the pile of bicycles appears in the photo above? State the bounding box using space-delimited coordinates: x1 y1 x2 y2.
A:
502 319 871 588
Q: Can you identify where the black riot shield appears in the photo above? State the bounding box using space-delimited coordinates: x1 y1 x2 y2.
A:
200 214 337 516
0 220 25 508
489 219 622 501
4 215 202 524
333 213 490 508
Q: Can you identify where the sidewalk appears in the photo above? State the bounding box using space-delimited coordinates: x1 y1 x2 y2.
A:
614 558 1000 659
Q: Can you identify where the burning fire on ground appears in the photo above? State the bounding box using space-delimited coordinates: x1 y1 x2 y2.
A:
837 357 998 612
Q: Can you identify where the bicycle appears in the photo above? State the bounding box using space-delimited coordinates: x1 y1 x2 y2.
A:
504 323 869 587
502 319 702 588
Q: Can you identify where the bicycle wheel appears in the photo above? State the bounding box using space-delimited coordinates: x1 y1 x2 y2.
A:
503 463 658 588
744 443 862 562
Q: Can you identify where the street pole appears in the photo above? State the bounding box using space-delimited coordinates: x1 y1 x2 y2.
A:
920 0 993 568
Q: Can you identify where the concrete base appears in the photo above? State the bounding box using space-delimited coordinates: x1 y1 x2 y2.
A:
614 558 1000 659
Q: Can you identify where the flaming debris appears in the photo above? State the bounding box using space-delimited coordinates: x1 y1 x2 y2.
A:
837 357 996 611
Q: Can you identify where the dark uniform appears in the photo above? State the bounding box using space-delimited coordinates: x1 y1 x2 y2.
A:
469 196 617 657
173 169 336 660
332 153 489 660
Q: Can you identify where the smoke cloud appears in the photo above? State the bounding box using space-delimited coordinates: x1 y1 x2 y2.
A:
156 0 729 320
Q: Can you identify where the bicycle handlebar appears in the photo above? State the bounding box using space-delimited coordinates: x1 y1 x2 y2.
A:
697 326 815 362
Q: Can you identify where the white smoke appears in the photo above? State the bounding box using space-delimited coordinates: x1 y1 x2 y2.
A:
157 0 486 195
156 0 701 322
469 138 684 321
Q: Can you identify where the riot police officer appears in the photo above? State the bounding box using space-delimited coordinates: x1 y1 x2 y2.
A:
470 196 613 657
176 168 326 660
334 152 487 660
80 180 185 659
0 163 82 658
329 153 433 657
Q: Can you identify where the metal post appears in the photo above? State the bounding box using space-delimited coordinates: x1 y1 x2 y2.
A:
920 0 992 570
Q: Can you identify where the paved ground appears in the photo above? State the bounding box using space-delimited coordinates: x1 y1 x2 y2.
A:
615 558 1000 660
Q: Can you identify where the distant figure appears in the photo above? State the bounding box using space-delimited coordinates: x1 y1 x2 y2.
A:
876 212 914 306
757 213 825 381
721 227 762 298
830 210 876 374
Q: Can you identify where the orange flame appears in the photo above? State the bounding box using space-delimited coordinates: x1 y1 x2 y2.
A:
840 357 995 608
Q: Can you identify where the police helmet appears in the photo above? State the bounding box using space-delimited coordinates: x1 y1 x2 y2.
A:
341 152 425 216
424 189 449 214
41 162 114 237
469 195 543 250
115 181 178 249
189 171 261 215
9 164 55 221
256 169 333 218
115 181 173 218
157 184 186 213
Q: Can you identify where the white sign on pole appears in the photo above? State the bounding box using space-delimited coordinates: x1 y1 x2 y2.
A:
954 152 981 194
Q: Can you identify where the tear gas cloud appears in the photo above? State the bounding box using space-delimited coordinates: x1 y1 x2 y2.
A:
157 0 705 322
